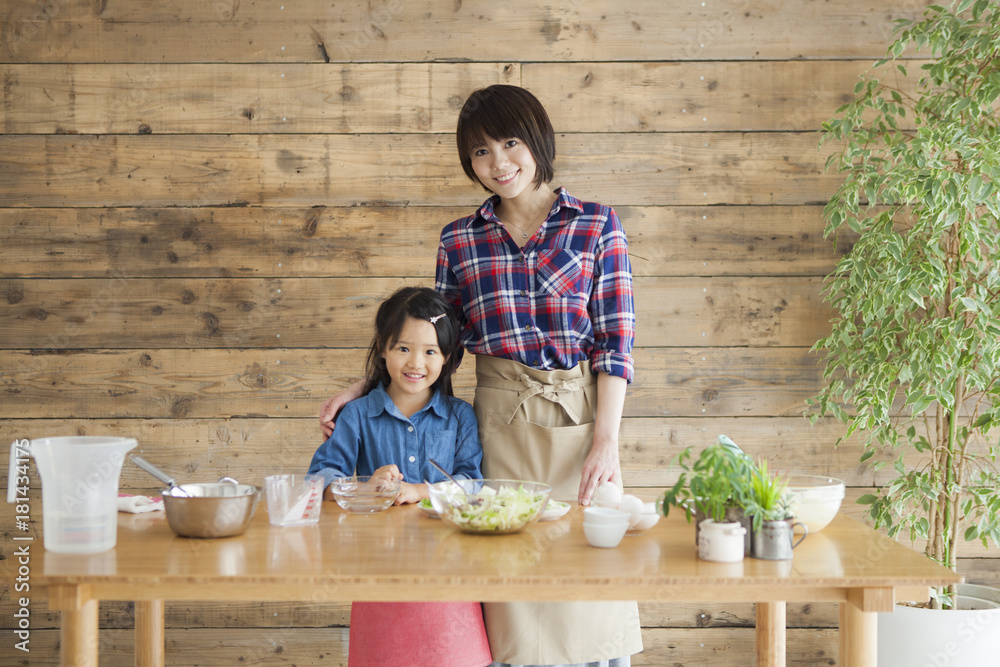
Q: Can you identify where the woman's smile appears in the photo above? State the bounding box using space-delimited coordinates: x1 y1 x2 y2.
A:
494 169 519 185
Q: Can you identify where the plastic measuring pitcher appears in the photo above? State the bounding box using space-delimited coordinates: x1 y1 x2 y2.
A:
8 436 137 553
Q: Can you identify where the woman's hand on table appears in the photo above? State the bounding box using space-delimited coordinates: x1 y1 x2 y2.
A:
578 436 622 506
578 372 627 505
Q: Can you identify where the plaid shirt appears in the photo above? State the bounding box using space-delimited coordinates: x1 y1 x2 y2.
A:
435 187 635 382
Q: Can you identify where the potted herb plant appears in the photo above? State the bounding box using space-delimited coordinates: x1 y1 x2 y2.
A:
809 1 1000 662
658 435 755 552
743 460 807 560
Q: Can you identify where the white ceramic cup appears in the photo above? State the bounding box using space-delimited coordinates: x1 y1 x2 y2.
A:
697 519 747 562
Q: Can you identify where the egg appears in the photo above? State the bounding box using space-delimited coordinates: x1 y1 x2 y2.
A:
618 494 645 528
592 482 623 508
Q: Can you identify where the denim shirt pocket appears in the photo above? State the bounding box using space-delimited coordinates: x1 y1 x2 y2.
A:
423 430 457 479
535 249 592 298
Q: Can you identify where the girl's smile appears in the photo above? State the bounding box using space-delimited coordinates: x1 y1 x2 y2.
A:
382 316 445 412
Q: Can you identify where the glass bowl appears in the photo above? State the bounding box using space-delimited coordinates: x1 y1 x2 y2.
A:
786 475 845 533
426 479 553 534
330 476 400 514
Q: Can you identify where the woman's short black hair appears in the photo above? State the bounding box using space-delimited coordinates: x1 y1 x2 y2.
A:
456 85 556 192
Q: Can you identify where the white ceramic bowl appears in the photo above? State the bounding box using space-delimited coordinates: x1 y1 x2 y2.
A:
583 520 629 548
583 506 632 526
786 475 845 533
627 505 661 534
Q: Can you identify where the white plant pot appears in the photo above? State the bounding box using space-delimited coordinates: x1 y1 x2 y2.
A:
877 584 1000 666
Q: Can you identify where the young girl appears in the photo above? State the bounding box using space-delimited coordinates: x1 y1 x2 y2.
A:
308 286 491 667
320 85 642 667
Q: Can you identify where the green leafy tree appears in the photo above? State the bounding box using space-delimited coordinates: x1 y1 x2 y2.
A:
810 0 1000 608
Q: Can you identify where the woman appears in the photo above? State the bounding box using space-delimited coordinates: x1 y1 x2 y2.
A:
320 84 642 667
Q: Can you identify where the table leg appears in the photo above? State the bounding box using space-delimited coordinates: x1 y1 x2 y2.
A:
755 601 786 667
47 585 99 667
840 599 878 667
135 600 165 667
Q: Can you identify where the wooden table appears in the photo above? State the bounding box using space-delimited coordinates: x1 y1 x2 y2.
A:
36 503 960 667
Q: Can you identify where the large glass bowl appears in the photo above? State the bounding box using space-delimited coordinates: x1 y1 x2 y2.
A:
786 475 845 533
330 476 400 514
426 479 553 534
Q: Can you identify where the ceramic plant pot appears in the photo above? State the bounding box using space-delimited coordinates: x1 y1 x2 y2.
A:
877 584 1000 666
697 519 747 563
694 506 751 556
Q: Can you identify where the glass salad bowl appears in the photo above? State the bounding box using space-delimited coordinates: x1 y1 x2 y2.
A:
426 479 553 534
786 475 845 533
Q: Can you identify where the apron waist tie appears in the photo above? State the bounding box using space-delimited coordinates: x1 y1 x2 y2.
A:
476 373 595 425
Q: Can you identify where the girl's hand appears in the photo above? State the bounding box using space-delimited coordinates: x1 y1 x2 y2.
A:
319 380 365 438
371 464 404 487
394 481 427 505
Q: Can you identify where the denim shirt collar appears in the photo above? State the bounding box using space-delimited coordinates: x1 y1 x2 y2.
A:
364 383 449 421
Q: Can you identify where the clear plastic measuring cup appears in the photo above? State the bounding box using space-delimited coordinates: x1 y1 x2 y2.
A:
8 436 137 553
264 474 324 526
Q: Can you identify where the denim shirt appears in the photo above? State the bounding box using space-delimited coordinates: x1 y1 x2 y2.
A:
307 384 483 489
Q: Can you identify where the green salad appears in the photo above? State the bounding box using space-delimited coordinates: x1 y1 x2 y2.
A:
436 484 548 532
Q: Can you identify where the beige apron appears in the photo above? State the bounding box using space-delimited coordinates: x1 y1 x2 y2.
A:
473 355 643 665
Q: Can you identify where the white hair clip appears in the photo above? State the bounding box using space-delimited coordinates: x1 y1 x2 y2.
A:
428 313 447 324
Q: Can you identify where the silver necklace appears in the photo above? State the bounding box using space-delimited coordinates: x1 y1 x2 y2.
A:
497 194 555 240
503 219 531 239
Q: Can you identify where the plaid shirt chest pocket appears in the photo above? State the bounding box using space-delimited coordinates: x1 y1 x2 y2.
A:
535 249 593 298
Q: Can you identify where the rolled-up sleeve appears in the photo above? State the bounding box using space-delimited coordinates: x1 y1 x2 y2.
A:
589 207 635 382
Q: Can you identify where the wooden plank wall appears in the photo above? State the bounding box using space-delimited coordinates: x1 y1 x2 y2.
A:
3 0 995 664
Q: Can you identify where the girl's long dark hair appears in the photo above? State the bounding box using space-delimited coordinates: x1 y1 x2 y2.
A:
361 287 460 398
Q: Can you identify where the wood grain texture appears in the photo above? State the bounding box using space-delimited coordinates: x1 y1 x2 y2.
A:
528 60 923 133
3 0 996 663
0 276 834 348
9 415 984 490
0 63 517 134
0 0 932 63
0 627 839 667
0 205 850 279
0 133 840 207
0 347 824 419
0 61 925 134
20 508 958 666
0 596 842 631
0 416 868 488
